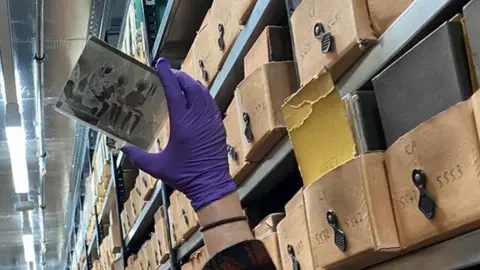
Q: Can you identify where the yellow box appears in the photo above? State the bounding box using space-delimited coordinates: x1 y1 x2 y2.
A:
282 73 356 185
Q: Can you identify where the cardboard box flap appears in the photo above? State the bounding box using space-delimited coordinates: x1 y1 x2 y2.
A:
283 72 335 131
254 213 286 238
386 98 480 249
304 153 399 269
282 72 356 185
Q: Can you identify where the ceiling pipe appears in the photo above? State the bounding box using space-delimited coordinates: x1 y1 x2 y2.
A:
34 0 47 268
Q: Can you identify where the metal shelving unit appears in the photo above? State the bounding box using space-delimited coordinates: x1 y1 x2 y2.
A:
150 0 212 63
71 0 480 269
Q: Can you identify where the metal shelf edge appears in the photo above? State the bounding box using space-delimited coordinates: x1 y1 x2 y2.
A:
150 0 177 59
372 228 480 269
124 180 163 246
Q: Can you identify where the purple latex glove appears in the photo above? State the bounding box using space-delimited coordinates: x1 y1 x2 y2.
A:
121 58 236 210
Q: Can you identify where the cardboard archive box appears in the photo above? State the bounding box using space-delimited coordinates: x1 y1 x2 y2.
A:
120 209 130 237
236 61 297 163
290 0 377 86
373 21 472 147
181 46 196 79
254 213 285 270
464 0 480 87
169 191 198 247
108 209 122 254
304 152 399 270
124 198 135 234
136 170 157 201
244 26 293 77
224 95 256 184
154 118 170 152
283 73 385 185
254 213 285 238
192 0 257 86
130 187 146 222
387 95 480 251
181 247 209 270
277 189 315 270
154 206 170 264
367 0 413 34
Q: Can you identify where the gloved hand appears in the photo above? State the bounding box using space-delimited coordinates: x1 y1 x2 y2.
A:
121 58 236 210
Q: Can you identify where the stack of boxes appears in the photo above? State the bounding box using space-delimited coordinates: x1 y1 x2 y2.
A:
169 191 199 248
124 208 169 270
266 0 480 269
180 0 258 86
181 247 208 270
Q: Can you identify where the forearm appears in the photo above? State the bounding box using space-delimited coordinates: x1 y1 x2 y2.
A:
196 192 254 257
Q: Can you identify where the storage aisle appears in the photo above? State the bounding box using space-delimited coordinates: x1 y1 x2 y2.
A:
66 0 480 269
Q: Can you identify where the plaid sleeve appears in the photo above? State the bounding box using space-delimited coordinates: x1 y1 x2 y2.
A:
203 240 276 270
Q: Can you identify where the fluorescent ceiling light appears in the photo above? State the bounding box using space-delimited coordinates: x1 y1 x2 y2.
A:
22 234 35 262
6 126 29 193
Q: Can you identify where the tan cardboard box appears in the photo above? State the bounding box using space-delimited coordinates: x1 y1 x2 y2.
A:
367 0 413 34
181 46 196 79
154 206 170 263
236 61 297 162
193 0 255 87
136 170 157 201
244 26 293 77
127 254 137 268
93 260 101 270
277 189 314 270
224 95 256 184
108 209 122 254
258 232 283 270
143 240 157 270
155 118 170 152
124 198 136 231
282 72 357 186
138 244 150 270
253 213 285 238
291 0 376 86
168 204 180 249
170 191 199 243
181 247 208 270
304 152 400 269
130 187 146 221
121 209 130 236
388 96 480 251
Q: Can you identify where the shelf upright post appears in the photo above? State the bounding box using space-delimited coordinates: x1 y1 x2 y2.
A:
85 240 92 270
111 152 128 266
161 182 177 269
